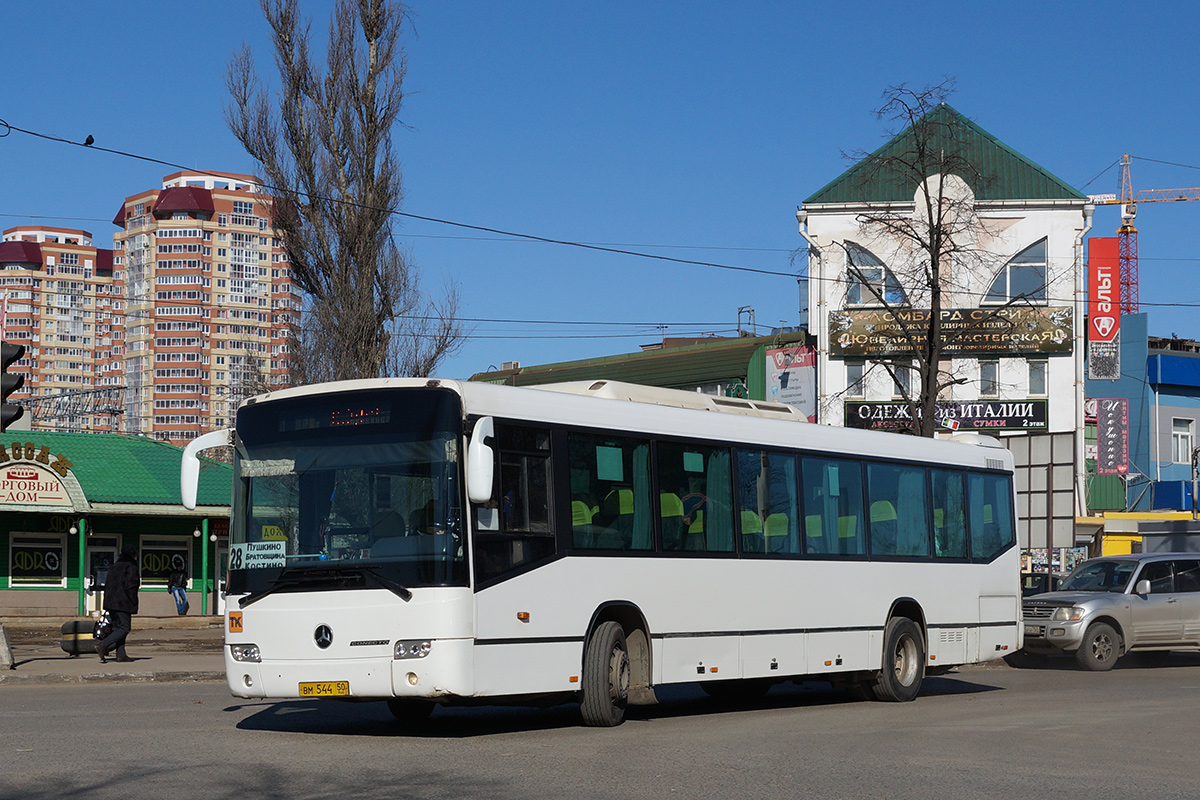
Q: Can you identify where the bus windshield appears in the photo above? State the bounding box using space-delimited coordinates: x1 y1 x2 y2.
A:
228 388 466 597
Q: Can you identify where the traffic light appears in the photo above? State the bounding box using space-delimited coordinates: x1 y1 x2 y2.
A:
1 341 26 432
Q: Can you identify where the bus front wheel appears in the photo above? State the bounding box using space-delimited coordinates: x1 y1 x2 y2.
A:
871 617 925 702
581 621 630 727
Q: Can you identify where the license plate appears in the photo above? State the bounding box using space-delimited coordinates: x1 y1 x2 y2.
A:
1024 624 1041 636
299 681 350 697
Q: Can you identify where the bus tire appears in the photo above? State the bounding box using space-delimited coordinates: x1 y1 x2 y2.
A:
386 698 435 726
1074 622 1120 671
581 621 630 727
871 617 925 702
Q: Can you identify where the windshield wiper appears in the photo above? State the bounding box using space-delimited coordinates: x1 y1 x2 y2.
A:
357 565 413 602
239 567 347 608
238 565 412 608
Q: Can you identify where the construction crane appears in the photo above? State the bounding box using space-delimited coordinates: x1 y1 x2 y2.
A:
1088 154 1200 315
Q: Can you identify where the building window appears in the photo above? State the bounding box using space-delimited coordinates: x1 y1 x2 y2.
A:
986 239 1047 304
846 360 865 398
1172 418 1194 464
845 242 905 306
1028 359 1047 396
980 360 999 397
891 360 913 399
9 534 67 588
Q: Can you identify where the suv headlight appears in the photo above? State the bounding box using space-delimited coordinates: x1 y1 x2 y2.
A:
1052 607 1085 621
230 643 261 662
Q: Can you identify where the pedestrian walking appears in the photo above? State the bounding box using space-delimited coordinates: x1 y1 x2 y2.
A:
167 561 189 616
97 545 140 663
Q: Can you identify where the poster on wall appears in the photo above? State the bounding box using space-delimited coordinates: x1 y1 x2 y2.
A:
1096 398 1129 475
764 345 816 422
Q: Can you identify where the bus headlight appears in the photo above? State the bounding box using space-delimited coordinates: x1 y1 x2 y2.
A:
230 643 262 662
1052 607 1084 621
394 640 431 659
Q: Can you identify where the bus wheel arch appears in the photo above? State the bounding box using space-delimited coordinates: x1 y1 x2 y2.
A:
583 602 652 699
867 600 927 702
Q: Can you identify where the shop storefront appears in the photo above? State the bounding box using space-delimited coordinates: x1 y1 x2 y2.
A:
0 432 232 617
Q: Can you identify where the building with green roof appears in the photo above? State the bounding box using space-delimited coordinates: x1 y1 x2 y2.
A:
0 431 232 617
796 101 1090 552
470 331 816 418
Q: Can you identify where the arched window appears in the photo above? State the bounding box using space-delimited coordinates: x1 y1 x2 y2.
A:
986 240 1047 304
845 242 906 306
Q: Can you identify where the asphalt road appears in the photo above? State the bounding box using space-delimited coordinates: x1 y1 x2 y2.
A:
4 655 1200 800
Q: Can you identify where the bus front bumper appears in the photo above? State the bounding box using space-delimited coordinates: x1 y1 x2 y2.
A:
226 637 475 700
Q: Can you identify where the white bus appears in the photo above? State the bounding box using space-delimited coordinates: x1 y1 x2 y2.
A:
182 378 1020 727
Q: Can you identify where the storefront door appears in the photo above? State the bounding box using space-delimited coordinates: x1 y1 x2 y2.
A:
85 537 118 615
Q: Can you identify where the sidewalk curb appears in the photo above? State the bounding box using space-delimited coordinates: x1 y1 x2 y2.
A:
0 670 226 686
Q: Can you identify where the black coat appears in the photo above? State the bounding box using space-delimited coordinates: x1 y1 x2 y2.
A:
103 554 140 614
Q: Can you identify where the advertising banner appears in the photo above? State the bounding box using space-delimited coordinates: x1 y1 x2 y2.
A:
1088 237 1121 380
1096 398 1129 475
0 462 71 507
844 399 1048 432
764 344 816 422
828 306 1073 357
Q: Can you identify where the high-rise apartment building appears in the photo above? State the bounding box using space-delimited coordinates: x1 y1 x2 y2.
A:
0 226 122 431
0 171 299 440
111 171 298 443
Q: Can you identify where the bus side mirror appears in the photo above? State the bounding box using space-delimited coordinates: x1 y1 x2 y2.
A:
466 417 495 504
181 428 233 510
1135 579 1152 596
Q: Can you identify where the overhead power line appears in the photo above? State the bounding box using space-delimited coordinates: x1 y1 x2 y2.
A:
0 119 800 279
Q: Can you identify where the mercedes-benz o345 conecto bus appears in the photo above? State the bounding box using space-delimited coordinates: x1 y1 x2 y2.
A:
180 378 1020 727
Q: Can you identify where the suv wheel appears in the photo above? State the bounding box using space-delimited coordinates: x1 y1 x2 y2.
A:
1075 622 1120 671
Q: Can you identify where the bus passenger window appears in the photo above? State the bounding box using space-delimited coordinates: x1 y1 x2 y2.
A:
473 424 555 583
801 457 865 556
968 473 1015 560
657 442 733 553
567 433 653 551
867 464 930 557
734 449 800 555
931 469 967 558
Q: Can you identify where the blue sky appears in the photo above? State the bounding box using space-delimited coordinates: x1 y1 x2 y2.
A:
3 1 1199 379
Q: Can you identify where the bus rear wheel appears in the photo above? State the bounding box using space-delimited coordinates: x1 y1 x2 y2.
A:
581 621 630 727
870 617 925 702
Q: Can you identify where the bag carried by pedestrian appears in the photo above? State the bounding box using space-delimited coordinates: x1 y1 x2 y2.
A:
93 612 113 641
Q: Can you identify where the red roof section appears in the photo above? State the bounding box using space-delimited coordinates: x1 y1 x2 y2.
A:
0 240 43 265
152 186 215 216
112 203 127 227
95 248 114 273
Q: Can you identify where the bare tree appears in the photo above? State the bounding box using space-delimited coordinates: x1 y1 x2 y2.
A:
834 80 1068 436
226 0 465 383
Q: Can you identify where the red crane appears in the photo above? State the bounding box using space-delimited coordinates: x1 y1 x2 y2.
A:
1088 154 1200 315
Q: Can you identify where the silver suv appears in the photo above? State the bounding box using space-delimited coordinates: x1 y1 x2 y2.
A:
1019 553 1200 670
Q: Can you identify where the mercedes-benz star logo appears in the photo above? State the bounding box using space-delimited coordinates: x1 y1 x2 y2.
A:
314 624 333 649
